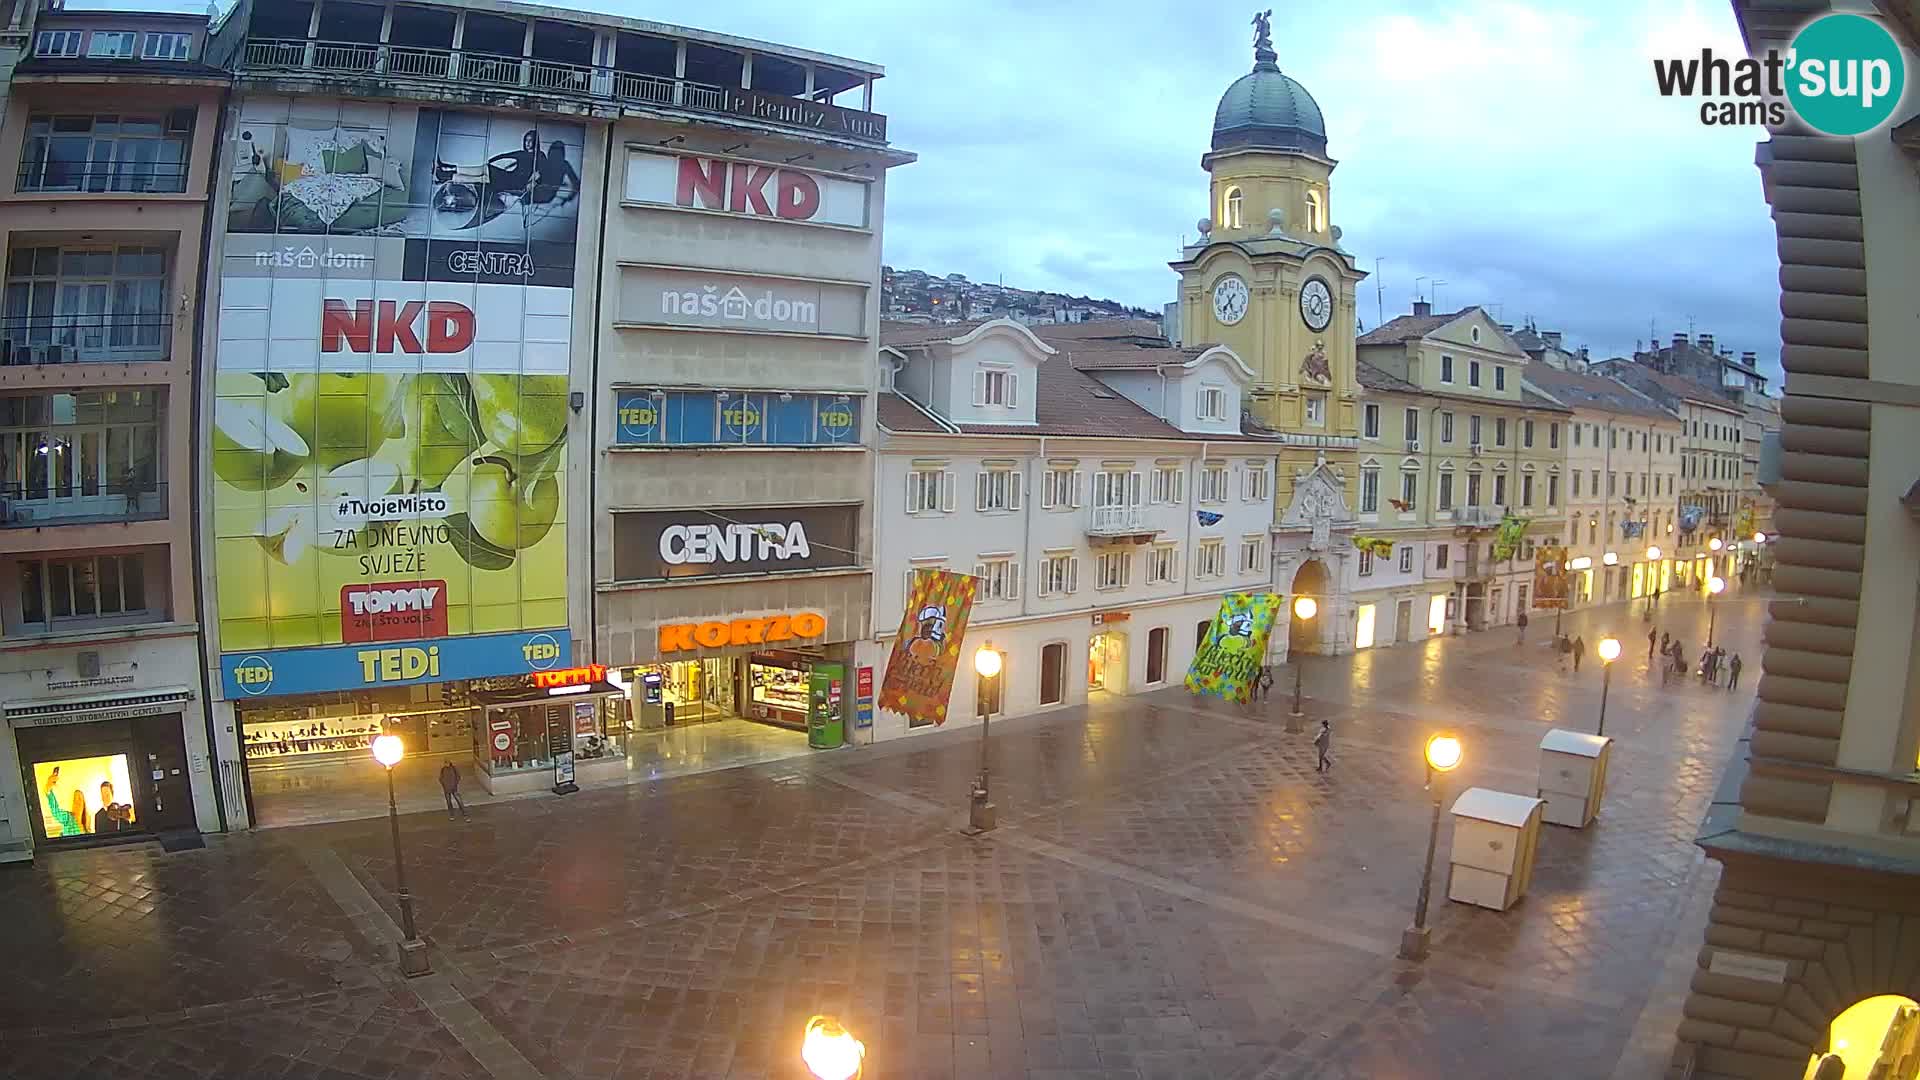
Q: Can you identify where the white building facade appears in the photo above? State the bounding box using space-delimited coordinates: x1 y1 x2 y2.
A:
864 319 1279 737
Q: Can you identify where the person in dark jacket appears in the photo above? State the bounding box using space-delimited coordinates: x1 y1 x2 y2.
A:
439 760 469 821
1728 653 1745 691
1648 627 1659 660
1314 719 1332 773
1572 635 1585 672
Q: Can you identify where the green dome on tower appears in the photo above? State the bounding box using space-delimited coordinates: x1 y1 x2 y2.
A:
1211 13 1327 156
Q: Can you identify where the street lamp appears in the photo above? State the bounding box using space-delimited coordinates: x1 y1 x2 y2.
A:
802 1015 865 1080
1646 545 1661 561
1596 637 1621 737
1644 546 1663 616
1709 536 1724 552
968 644 1002 833
1707 576 1726 646
371 734 430 976
1400 732 1464 962
1287 596 1317 733
1753 531 1767 544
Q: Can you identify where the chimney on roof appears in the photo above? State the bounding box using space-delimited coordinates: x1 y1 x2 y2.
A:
1672 333 1688 349
1699 333 1714 352
1544 331 1562 348
1412 300 1432 318
1741 350 1757 363
1500 323 1514 332
1577 346 1590 367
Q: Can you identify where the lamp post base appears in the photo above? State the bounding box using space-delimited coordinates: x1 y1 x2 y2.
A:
398 938 432 977
1284 712 1303 733
966 792 997 834
1397 925 1431 962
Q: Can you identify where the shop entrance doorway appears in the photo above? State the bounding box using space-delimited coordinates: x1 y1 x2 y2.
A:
1088 632 1127 695
16 713 192 846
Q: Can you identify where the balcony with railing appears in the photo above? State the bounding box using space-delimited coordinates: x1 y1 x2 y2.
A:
1 480 168 528
237 33 888 144
1088 504 1157 538
1 314 173 366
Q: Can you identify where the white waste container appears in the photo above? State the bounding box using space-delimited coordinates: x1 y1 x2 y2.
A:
1447 787 1545 911
1538 729 1613 828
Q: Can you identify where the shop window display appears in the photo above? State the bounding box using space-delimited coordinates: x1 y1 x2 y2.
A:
32 754 136 839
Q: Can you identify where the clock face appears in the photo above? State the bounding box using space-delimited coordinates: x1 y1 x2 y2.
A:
1299 277 1334 332
1212 275 1249 326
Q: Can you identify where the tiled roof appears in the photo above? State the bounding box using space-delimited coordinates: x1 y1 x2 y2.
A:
1029 318 1167 342
1355 359 1419 394
1355 309 1470 345
880 317 1169 351
954 355 1185 438
875 391 952 434
1063 339 1209 371
1520 387 1573 414
1521 363 1676 422
879 320 989 347
1603 362 1742 410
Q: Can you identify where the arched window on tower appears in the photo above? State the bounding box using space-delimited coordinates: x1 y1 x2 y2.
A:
1305 189 1325 233
1223 187 1243 229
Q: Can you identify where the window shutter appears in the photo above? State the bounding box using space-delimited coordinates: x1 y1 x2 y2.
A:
905 471 921 513
976 470 989 511
972 369 987 407
1072 470 1082 508
1007 561 1021 599
1007 373 1019 408
941 470 956 512
972 562 986 590
1009 471 1023 509
1068 557 1079 594
1129 471 1142 506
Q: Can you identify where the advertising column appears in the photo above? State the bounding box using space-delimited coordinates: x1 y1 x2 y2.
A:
211 98 584 701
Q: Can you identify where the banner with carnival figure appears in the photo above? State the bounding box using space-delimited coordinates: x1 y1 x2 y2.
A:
879 569 979 726
1185 592 1282 704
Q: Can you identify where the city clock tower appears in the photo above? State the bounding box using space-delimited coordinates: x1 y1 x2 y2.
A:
1170 10 1367 656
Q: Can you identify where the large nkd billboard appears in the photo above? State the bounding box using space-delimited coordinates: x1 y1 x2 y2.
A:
213 98 584 698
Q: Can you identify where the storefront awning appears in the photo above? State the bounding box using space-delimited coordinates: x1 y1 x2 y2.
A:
4 686 194 728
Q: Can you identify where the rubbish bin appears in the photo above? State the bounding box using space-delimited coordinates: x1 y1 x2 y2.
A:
1447 787 1545 911
807 663 846 749
1537 729 1612 828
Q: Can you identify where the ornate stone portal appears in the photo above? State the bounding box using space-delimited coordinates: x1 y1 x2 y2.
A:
1272 453 1356 659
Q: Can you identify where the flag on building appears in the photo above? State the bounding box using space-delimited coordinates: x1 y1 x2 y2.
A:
878 568 979 726
1185 592 1282 704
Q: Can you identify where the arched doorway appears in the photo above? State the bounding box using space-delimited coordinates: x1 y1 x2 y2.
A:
1290 559 1329 655
1806 995 1920 1079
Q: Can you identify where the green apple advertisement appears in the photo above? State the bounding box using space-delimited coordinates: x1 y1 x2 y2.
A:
214 98 583 698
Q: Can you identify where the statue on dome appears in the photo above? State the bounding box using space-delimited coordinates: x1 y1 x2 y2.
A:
1252 10 1274 52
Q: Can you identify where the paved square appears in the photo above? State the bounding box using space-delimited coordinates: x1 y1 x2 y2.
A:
0 595 1759 1079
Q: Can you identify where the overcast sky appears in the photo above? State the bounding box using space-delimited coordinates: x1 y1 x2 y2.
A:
97 0 1782 375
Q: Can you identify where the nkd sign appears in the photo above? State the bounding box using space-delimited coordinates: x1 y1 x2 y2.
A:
624 150 871 229
617 266 867 338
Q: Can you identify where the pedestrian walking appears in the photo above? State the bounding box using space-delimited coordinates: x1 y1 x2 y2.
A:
439 760 469 821
1728 653 1744 691
1572 635 1585 673
1313 719 1332 773
1516 611 1529 646
1647 626 1658 660
1660 631 1670 655
1258 666 1275 702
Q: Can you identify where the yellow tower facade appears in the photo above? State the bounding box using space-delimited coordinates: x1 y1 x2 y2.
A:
1169 13 1369 653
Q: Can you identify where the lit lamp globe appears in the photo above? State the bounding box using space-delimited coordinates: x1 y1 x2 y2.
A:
371 733 405 769
1709 537 1724 551
1423 733 1463 773
1646 546 1662 561
1602 551 1618 566
1293 596 1318 620
1597 637 1622 664
973 646 1002 679
1753 531 1767 544
801 1016 865 1080
1708 576 1726 596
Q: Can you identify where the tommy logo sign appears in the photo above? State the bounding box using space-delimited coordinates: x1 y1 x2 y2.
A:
321 299 476 354
340 580 450 643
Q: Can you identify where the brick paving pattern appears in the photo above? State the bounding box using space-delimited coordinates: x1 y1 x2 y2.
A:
0 596 1761 1078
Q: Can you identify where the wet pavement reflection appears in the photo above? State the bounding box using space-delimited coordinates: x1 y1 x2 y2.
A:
0 593 1767 1079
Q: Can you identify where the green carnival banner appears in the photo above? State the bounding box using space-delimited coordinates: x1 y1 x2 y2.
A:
879 569 979 726
1185 592 1282 704
1492 514 1531 561
1352 535 1395 558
